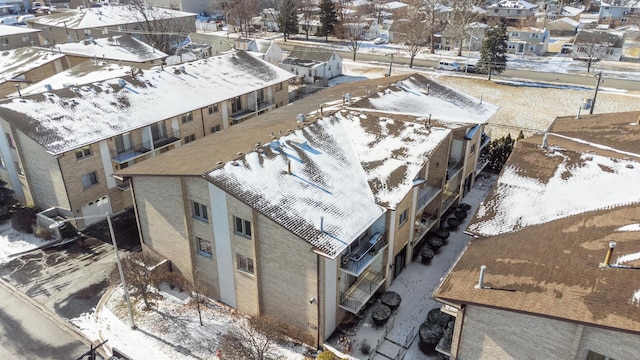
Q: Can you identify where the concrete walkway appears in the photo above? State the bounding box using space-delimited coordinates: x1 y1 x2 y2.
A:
339 173 496 359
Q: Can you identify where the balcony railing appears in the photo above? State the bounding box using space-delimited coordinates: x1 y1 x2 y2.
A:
339 269 386 314
340 232 387 276
111 143 151 164
475 156 489 175
442 189 459 213
446 159 463 181
480 133 491 150
416 179 442 211
414 212 439 241
152 129 181 149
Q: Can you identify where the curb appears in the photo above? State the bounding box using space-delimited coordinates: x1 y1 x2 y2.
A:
0 276 109 359
95 285 118 357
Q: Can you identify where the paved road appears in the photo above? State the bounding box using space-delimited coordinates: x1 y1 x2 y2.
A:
0 281 86 359
277 41 640 91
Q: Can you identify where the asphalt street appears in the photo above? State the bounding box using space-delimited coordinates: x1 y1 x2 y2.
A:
0 281 86 359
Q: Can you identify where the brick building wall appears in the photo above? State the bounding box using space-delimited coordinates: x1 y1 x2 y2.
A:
1 56 71 98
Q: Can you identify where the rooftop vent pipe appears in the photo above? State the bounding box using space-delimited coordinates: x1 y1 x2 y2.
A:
600 241 617 268
475 265 486 289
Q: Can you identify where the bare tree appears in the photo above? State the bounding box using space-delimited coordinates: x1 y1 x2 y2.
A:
227 0 260 36
219 315 286 360
574 31 618 73
120 251 158 310
340 19 367 61
412 0 445 54
361 0 390 24
125 0 192 54
189 271 211 327
448 0 484 56
278 0 299 41
299 0 314 40
395 8 431 68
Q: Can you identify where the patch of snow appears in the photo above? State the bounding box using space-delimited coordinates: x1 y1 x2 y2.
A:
617 223 640 232
0 221 53 264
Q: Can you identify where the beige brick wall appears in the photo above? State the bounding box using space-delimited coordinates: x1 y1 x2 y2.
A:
199 102 224 134
272 82 289 108
1 57 70 98
575 325 640 360
393 193 413 258
133 176 193 278
256 213 319 345
177 111 205 143
58 145 110 212
14 131 68 210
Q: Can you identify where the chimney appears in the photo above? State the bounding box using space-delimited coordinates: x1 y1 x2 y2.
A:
542 133 548 149
475 265 486 289
600 241 617 268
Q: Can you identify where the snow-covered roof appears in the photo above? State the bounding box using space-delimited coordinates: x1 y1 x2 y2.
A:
435 111 640 334
489 0 537 9
358 77 497 125
0 50 295 155
206 110 450 258
27 5 195 30
386 1 408 10
0 47 66 85
47 35 167 63
561 5 585 16
0 24 40 36
507 26 547 33
549 17 580 27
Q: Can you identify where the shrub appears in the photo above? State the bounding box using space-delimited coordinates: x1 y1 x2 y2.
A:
421 247 435 265
317 351 337 360
360 340 371 355
446 217 461 229
434 228 450 240
454 210 467 220
427 308 453 327
155 271 189 292
371 303 392 326
380 291 401 310
428 236 444 250
11 205 38 233
34 225 53 240
419 323 443 345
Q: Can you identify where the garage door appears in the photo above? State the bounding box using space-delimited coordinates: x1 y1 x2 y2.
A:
81 196 113 227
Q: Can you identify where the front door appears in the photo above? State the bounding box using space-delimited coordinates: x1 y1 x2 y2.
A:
394 246 407 279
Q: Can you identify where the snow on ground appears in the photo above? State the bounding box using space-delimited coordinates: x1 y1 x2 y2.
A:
0 221 54 264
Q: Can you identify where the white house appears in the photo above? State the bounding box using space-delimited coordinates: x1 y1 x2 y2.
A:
507 26 550 55
281 47 342 84
246 39 283 65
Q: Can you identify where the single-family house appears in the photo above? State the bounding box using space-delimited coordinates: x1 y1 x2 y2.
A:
622 28 640 61
261 8 279 32
485 0 538 26
26 6 195 48
187 33 234 56
144 0 213 13
599 0 640 26
546 17 580 36
281 47 342 84
573 29 624 61
0 50 294 229
434 111 640 360
507 26 549 55
0 47 71 98
246 39 283 65
47 34 168 65
116 73 498 348
0 24 41 50
341 17 381 41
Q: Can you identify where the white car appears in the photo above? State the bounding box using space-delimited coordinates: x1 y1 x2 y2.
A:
373 37 388 45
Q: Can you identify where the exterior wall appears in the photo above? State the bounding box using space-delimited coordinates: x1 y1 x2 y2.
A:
457 305 640 360
59 144 110 214
393 192 413 262
0 31 41 51
256 213 319 346
185 177 217 292
0 120 28 204
272 81 289 108
0 57 71 98
133 176 193 278
14 131 68 210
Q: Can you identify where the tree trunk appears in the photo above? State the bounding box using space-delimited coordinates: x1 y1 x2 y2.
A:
488 64 492 81
410 55 415 68
197 301 203 326
305 29 309 40
457 39 463 56
430 35 435 54
353 49 356 61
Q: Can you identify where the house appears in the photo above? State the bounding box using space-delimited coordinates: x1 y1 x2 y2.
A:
441 22 488 53
0 0 22 15
187 33 234 56
281 47 342 84
0 24 41 50
26 5 195 47
485 0 538 26
0 50 294 229
507 26 549 55
573 29 624 61
433 111 640 360
340 18 381 41
115 73 498 348
246 39 283 64
143 0 213 14
0 47 71 98
622 28 640 61
599 0 640 27
46 34 168 65
546 17 580 36
260 8 279 32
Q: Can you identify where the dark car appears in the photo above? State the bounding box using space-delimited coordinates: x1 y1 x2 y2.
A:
464 64 476 73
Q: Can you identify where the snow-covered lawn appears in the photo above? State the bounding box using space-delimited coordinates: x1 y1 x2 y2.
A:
0 221 55 263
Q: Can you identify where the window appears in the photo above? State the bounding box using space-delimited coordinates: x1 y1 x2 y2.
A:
275 82 283 92
15 161 24 176
5 133 15 149
586 350 615 360
510 32 519 37
197 237 212 257
231 97 242 113
181 111 193 123
192 201 208 222
82 171 98 188
115 132 132 154
470 143 477 155
208 104 218 114
150 122 167 141
211 125 221 134
234 216 252 238
84 29 92 36
531 33 540 38
0 156 4 168
184 134 196 144
237 254 254 274
75 146 92 159
399 209 408 227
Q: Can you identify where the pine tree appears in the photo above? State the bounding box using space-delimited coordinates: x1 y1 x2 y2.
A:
278 0 299 41
478 24 508 80
319 0 338 41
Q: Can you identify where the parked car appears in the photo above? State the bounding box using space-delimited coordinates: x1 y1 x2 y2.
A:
561 43 573 54
17 15 36 25
463 64 476 73
373 37 388 45
437 60 461 71
0 16 18 26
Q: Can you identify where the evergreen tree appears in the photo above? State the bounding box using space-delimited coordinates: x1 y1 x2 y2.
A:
278 0 299 41
477 24 508 80
486 134 515 173
319 0 337 41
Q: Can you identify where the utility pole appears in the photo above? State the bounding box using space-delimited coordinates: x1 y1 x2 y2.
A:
387 53 394 77
590 71 603 115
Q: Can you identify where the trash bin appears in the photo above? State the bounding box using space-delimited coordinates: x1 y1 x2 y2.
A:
583 98 593 110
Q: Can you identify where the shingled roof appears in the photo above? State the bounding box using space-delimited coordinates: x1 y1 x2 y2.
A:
435 111 640 334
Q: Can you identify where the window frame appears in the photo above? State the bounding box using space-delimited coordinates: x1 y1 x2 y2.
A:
82 171 98 189
197 236 213 258
236 254 254 274
399 209 408 227
181 111 193 123
192 201 209 222
210 125 221 134
208 104 219 114
233 216 252 238
5 133 15 149
184 134 196 144
75 145 92 160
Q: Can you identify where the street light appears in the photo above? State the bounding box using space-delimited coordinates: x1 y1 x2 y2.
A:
49 213 136 329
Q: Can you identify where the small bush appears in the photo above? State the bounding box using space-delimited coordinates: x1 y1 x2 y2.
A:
427 308 453 327
360 339 371 355
11 205 38 233
155 271 189 292
435 228 450 239
317 350 337 360
34 225 53 240
371 303 392 326
421 247 435 265
428 236 444 250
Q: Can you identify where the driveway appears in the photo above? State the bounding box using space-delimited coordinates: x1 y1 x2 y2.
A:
0 209 140 320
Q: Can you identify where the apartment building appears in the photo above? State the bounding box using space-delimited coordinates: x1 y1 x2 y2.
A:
0 50 294 229
0 47 71 98
116 74 497 347
434 112 640 359
0 24 41 51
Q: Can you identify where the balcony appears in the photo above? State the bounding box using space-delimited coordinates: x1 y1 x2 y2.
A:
446 158 463 181
339 268 386 314
111 143 151 164
416 179 442 212
340 232 387 276
480 133 491 150
414 212 439 241
151 129 181 150
442 189 460 213
256 101 275 114
475 154 489 175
